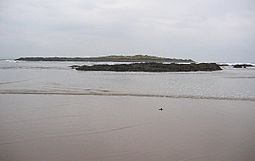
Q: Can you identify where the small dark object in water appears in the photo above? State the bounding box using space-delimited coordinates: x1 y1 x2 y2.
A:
158 108 163 111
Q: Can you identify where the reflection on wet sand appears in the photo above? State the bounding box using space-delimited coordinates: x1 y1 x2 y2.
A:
1 95 255 161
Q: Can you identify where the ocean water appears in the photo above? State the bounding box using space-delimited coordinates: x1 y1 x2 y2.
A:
0 60 255 101
1 60 255 161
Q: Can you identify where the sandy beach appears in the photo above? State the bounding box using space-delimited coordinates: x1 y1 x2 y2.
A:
1 94 255 161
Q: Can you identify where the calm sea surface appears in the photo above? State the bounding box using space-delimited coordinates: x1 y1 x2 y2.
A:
0 60 255 100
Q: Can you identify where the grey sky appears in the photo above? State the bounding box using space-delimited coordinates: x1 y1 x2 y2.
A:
0 0 254 62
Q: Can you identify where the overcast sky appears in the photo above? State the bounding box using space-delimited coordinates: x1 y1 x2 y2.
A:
0 0 254 62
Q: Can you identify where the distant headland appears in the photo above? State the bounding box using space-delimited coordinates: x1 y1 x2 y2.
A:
16 55 195 63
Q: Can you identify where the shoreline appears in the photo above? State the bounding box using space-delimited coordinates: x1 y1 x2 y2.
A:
0 90 254 102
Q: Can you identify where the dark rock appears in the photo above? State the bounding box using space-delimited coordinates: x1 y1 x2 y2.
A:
74 63 222 72
233 64 254 68
218 64 229 66
70 65 80 69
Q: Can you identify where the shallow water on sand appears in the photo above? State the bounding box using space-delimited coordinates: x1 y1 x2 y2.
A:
0 60 255 161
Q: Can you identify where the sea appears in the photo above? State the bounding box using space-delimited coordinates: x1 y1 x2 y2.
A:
0 60 254 101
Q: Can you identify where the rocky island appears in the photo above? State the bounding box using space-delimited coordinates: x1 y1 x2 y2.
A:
16 55 194 63
16 55 222 72
233 64 254 68
72 63 222 72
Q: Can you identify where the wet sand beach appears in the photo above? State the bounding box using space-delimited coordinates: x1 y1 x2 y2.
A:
1 94 255 161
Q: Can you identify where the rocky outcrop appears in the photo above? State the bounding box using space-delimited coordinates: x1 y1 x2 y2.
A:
73 63 222 72
233 64 254 68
